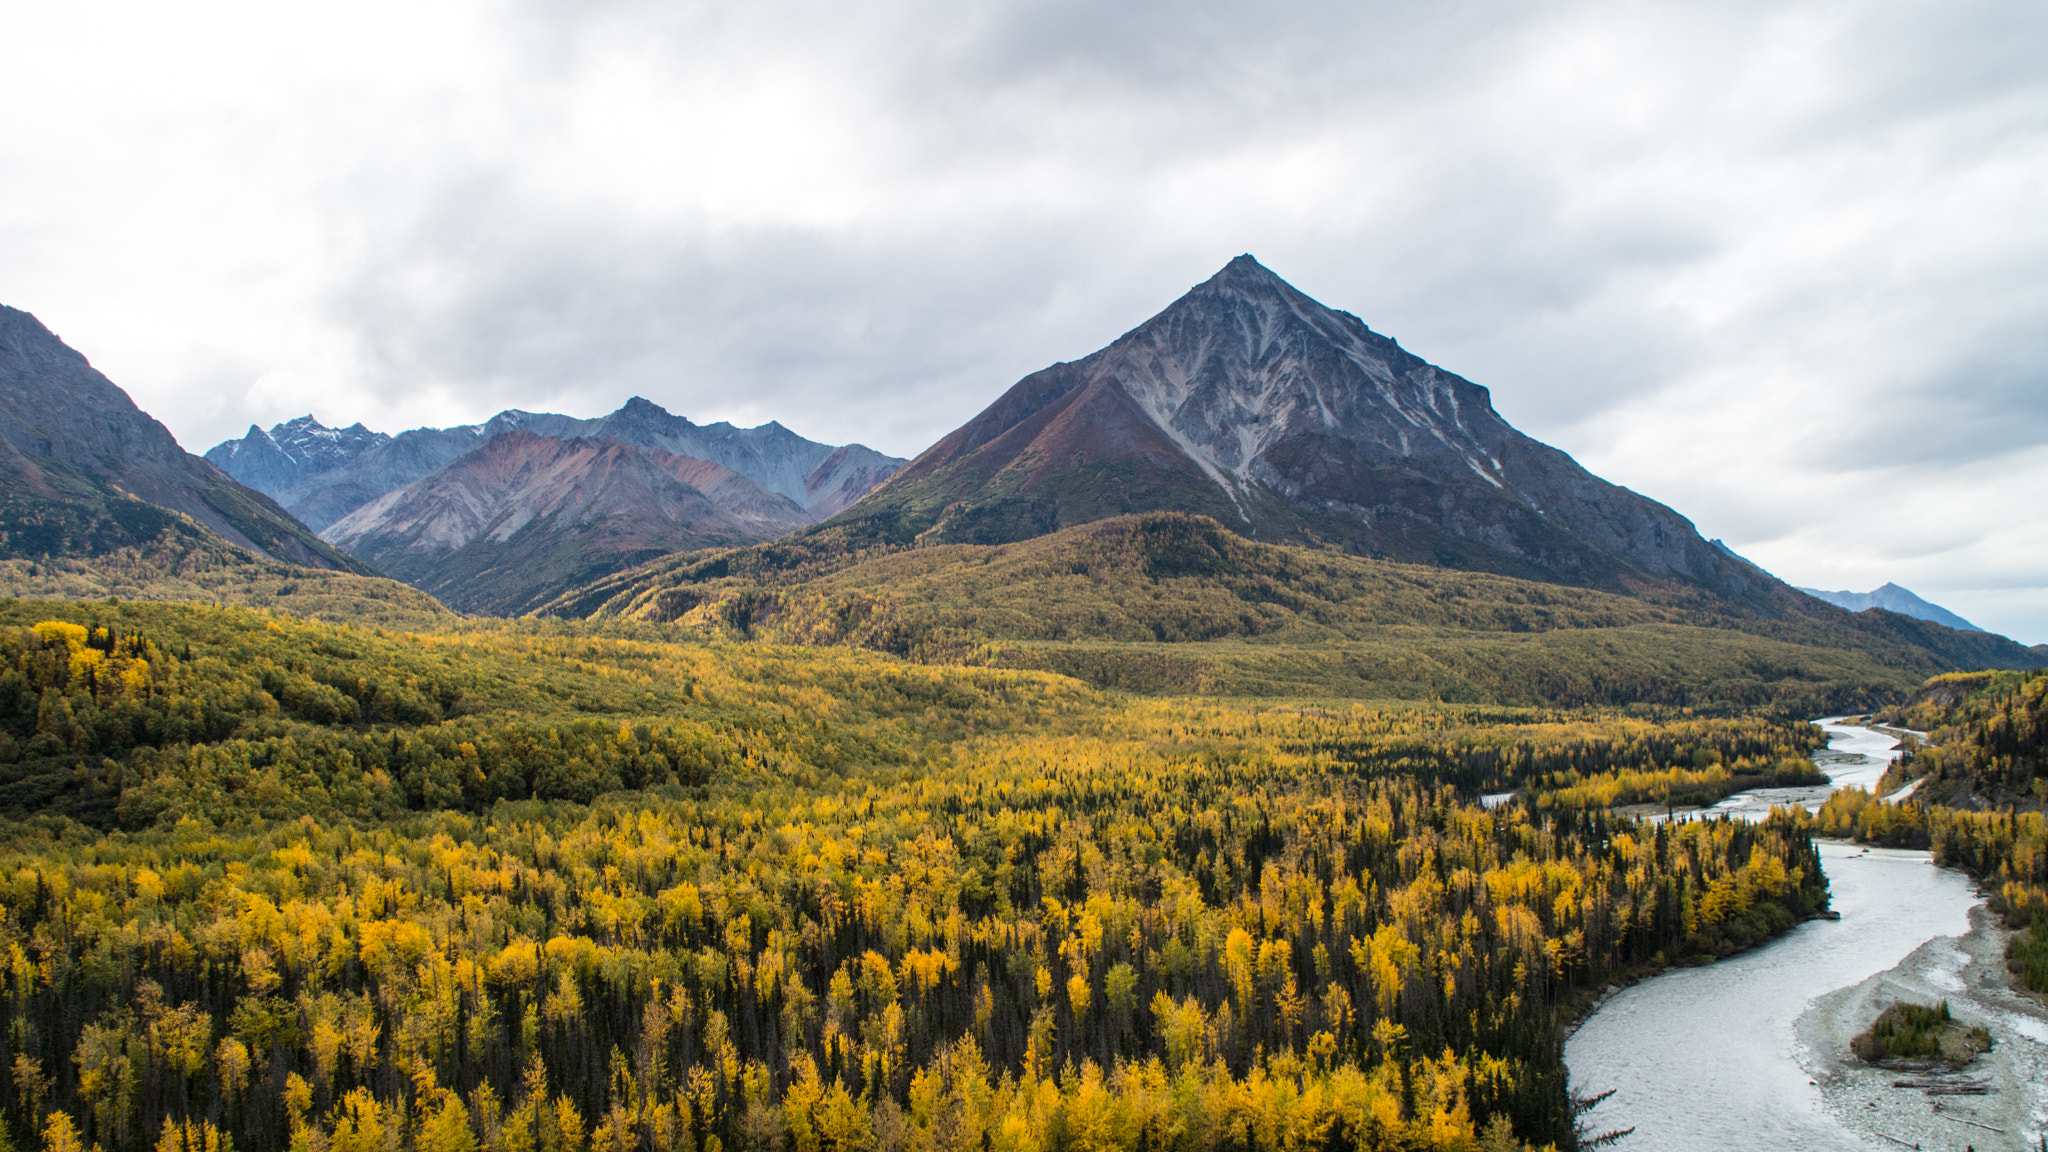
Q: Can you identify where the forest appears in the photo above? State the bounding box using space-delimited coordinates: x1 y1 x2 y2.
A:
0 598 1842 1151
1877 667 2048 808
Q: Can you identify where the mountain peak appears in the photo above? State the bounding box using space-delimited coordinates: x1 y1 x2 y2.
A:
1189 254 1311 304
209 396 906 532
834 256 1755 595
320 427 813 615
1211 252 1281 283
620 396 677 418
1796 582 1983 633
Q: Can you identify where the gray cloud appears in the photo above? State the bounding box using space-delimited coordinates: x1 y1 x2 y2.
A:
2 0 2046 638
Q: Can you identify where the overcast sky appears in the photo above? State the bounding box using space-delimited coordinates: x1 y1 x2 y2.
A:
3 0 2045 641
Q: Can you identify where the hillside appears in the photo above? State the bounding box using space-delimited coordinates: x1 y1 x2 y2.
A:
0 543 451 630
549 512 2042 712
322 431 816 616
1871 668 2047 811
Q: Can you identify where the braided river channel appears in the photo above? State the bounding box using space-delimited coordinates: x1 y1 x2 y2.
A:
1564 721 2048 1151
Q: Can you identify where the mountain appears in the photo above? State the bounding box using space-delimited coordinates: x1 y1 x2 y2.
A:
206 409 590 531
321 431 814 615
549 257 2043 696
0 306 374 575
207 400 905 532
828 256 1765 600
203 415 390 500
1796 583 1982 632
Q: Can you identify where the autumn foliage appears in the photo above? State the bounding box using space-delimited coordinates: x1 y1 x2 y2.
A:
0 602 1832 1150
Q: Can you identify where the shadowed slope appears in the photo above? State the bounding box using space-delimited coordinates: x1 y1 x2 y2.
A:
0 306 375 575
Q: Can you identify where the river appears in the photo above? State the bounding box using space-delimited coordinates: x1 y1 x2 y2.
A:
1683 717 1916 822
1566 842 1978 1150
1563 719 2044 1150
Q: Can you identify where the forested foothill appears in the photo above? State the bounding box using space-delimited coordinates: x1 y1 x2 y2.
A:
0 596 1849 1151
0 527 453 633
547 514 2043 716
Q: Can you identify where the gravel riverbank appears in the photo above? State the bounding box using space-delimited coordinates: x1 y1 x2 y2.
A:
1797 901 2048 1150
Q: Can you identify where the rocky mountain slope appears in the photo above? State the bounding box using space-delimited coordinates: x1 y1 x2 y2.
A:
322 431 814 615
0 306 373 575
575 397 905 517
208 399 904 531
1797 583 1982 633
835 256 1767 601
203 415 390 501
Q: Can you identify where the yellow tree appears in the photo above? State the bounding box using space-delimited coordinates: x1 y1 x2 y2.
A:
419 1091 479 1152
40 1113 87 1152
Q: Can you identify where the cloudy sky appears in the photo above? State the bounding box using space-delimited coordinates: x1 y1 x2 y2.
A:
3 0 2045 640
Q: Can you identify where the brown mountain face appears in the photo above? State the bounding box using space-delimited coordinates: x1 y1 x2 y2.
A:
322 431 813 615
207 398 906 532
804 442 911 518
835 256 1769 601
0 306 373 574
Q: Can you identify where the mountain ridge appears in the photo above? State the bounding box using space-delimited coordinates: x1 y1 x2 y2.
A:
1796 582 1982 633
207 399 905 532
322 430 817 615
550 511 2047 707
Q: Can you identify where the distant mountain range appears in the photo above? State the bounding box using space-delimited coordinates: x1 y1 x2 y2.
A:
206 398 903 532
206 399 905 614
322 431 817 615
1795 583 1981 632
